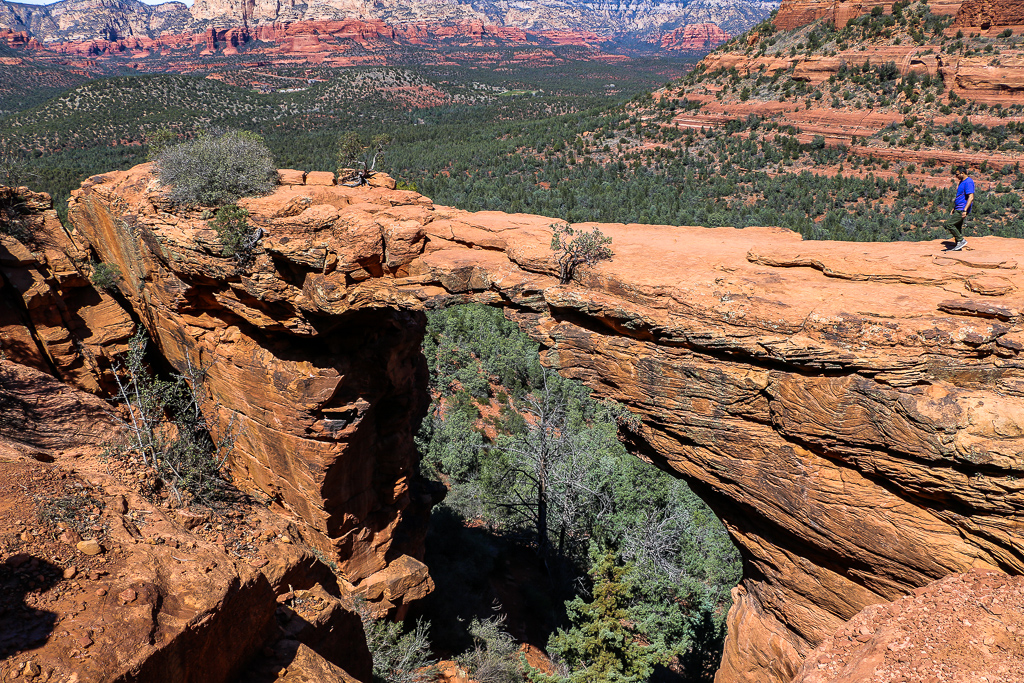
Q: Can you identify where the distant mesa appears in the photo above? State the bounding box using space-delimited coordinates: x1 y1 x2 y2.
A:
0 0 780 59
660 23 731 51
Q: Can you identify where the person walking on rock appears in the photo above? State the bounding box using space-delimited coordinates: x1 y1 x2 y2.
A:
944 166 975 251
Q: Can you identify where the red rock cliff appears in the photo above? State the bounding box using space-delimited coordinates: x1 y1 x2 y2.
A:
0 187 134 392
776 0 962 30
660 23 730 51
66 169 439 616
0 185 374 682
59 164 1024 683
955 0 1024 28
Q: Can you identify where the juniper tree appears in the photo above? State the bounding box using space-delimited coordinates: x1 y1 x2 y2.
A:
550 224 613 284
531 551 659 683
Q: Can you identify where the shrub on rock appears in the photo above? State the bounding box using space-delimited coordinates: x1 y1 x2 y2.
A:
156 129 276 207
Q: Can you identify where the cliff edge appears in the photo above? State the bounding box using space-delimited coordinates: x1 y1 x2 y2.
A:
4 166 1024 681
61 165 1024 682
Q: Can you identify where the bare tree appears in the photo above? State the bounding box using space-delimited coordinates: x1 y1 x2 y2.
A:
106 329 231 505
336 132 392 186
487 370 611 557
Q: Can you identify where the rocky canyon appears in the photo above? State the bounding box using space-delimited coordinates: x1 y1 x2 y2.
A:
3 160 1024 681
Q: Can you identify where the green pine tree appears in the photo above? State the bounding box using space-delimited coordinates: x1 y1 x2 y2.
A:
531 551 660 683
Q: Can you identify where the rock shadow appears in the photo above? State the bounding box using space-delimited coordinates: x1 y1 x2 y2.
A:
0 554 60 659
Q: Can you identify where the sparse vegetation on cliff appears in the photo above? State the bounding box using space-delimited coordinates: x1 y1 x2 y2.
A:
550 224 613 284
88 261 120 291
156 129 276 206
209 204 261 267
336 131 392 185
106 329 230 505
360 602 439 683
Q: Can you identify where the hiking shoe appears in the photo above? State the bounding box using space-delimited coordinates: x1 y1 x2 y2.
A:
951 238 967 251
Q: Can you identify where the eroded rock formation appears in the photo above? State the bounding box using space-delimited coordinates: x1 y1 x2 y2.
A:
0 186 133 392
775 0 962 30
49 164 1024 683
955 0 1024 29
660 23 731 51
66 169 440 617
0 358 373 682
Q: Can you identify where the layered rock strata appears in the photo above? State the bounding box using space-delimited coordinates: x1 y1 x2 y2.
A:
67 169 439 616
660 23 731 51
65 164 1024 683
699 38 1024 106
775 0 962 30
955 0 1024 29
0 186 133 393
0 359 372 683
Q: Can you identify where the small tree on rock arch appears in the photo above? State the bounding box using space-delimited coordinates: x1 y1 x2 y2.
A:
336 132 392 186
550 223 613 284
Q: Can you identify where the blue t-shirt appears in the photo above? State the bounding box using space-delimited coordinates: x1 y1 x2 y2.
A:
955 177 975 213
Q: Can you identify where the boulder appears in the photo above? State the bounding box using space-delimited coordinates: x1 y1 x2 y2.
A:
278 169 306 185
305 171 336 186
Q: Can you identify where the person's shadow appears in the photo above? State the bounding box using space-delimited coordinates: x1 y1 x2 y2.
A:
0 554 60 659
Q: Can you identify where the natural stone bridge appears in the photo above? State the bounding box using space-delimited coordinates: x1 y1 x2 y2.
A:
9 165 1024 681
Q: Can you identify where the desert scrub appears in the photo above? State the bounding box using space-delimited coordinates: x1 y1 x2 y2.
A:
106 329 231 506
457 615 525 683
38 494 102 537
358 599 439 683
89 261 121 291
209 204 261 267
156 129 276 207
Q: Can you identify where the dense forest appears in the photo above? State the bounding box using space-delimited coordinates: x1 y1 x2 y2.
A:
4 57 1023 241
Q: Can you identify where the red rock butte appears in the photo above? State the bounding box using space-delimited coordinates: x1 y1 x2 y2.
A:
4 167 1024 681
774 0 964 31
775 0 1024 32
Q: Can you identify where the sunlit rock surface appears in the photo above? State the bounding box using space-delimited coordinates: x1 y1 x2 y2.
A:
60 164 1024 682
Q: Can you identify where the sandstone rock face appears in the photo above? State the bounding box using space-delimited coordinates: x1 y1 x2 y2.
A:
67 167 439 615
64 163 1024 683
792 569 1024 682
0 359 370 683
774 0 837 30
955 0 1024 28
704 6 1021 105
775 0 961 30
660 23 730 51
0 186 134 393
947 53 1024 104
